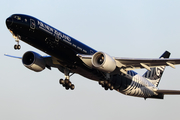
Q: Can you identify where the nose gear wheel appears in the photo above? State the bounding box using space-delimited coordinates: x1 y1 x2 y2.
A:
14 44 21 50
13 35 21 50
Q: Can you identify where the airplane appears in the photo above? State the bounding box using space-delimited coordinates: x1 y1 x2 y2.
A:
5 14 180 100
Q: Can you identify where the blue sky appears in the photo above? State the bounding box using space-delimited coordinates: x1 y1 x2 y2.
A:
1 0 180 120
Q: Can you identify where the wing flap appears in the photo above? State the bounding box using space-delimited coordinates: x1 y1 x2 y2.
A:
115 58 180 67
114 57 180 71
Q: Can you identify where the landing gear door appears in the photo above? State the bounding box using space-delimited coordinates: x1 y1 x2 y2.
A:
30 19 36 29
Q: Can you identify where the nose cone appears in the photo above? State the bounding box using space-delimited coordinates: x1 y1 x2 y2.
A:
6 17 13 28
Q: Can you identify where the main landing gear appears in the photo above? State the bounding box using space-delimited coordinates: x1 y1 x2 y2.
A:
99 80 114 91
59 79 75 90
59 69 75 90
98 73 114 91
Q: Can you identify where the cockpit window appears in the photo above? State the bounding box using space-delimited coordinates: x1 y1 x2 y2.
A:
13 16 21 20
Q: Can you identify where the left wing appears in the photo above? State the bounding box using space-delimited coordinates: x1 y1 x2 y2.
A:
4 53 60 69
4 54 22 59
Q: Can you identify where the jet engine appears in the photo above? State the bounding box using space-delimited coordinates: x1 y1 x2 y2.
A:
22 51 46 72
92 52 116 73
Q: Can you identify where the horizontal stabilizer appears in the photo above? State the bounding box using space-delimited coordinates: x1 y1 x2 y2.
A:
155 90 180 94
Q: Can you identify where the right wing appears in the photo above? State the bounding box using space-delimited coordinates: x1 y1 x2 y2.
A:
77 51 180 72
114 57 180 70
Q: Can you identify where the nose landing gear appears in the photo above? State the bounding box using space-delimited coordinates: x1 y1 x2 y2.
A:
14 44 21 50
13 35 21 50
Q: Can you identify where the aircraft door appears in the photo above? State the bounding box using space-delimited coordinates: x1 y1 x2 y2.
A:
30 19 36 29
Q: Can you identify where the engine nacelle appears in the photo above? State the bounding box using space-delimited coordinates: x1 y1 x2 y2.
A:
22 51 46 72
92 52 116 73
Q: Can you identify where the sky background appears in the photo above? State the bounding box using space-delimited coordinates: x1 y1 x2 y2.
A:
1 0 180 120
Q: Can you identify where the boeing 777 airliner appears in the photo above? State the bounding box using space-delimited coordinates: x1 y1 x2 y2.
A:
5 14 180 99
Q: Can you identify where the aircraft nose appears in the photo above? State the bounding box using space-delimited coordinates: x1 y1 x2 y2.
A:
6 17 13 28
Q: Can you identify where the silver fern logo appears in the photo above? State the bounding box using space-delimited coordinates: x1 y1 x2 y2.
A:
156 66 165 77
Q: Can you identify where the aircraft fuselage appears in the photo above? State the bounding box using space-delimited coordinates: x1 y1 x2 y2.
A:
6 14 163 99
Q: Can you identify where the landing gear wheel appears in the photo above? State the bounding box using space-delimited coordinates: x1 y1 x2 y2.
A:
59 78 75 90
105 87 108 90
14 44 21 50
99 81 104 85
70 84 75 90
107 83 111 87
68 82 72 87
110 86 114 90
14 45 17 50
65 79 69 84
104 81 108 85
59 79 64 84
65 86 70 90
17 45 21 49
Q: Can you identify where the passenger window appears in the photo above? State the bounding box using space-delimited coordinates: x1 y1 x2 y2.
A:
55 34 60 42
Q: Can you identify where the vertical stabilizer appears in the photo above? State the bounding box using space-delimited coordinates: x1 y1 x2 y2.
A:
143 51 170 87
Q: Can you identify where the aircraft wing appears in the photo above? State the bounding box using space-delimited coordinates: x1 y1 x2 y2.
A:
154 89 180 95
4 54 22 59
77 54 180 71
4 53 59 69
114 57 180 70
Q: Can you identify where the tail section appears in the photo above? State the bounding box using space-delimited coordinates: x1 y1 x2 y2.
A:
143 51 171 87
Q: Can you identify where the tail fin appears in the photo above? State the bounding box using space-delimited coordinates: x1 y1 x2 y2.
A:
143 51 171 87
